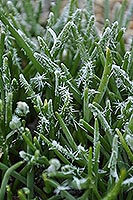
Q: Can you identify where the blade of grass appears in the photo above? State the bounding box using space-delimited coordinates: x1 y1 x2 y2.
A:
93 47 112 104
25 130 34 200
103 169 126 200
93 118 100 187
88 48 112 122
83 87 90 122
116 128 133 163
55 111 78 151
60 63 82 104
104 0 110 21
118 0 127 28
0 12 43 73
40 134 70 165
79 119 94 134
0 162 46 198
0 161 23 200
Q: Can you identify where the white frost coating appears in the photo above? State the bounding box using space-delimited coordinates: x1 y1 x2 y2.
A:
101 27 111 39
89 103 112 134
123 177 133 186
113 21 118 27
17 29 37 49
112 64 133 92
54 185 70 194
72 177 86 190
34 52 58 71
48 27 57 44
19 150 30 161
30 72 50 92
54 69 61 96
17 29 23 35
108 135 118 180
125 134 133 151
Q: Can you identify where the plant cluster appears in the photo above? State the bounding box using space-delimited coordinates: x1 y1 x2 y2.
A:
0 0 133 199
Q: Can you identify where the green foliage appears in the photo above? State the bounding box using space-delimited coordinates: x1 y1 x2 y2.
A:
0 0 133 199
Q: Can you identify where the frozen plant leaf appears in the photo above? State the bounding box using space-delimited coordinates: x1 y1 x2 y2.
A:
76 60 94 90
54 185 70 195
30 72 51 92
19 151 32 162
51 21 73 56
34 52 59 72
48 27 57 45
123 176 133 187
17 29 37 51
125 134 133 151
50 140 77 162
89 103 112 135
19 74 35 97
108 135 119 182
112 64 133 93
71 177 87 190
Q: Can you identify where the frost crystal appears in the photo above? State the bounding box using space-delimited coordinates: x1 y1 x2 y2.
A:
76 60 94 91
108 135 118 181
54 185 70 195
123 177 133 186
30 72 50 92
125 134 133 151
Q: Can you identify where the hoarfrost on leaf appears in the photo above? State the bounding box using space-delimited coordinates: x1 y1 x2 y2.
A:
125 134 133 151
19 151 31 162
123 177 133 186
30 72 51 92
54 185 70 195
72 177 87 190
